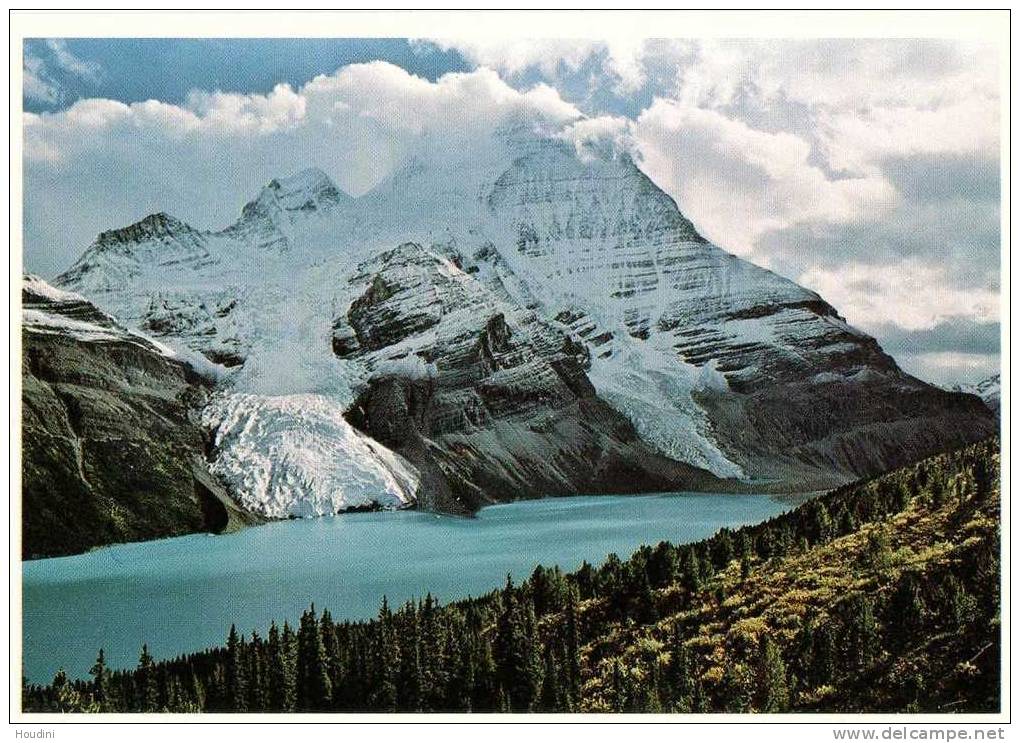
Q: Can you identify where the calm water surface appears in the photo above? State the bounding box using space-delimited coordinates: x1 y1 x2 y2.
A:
23 491 800 683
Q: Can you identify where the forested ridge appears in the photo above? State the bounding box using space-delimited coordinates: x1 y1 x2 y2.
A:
23 438 1000 714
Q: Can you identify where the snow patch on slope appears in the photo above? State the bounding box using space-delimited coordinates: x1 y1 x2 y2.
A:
23 275 229 382
586 333 744 478
201 393 419 518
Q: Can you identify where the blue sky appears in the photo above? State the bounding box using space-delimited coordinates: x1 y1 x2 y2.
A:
23 38 471 113
22 37 1001 386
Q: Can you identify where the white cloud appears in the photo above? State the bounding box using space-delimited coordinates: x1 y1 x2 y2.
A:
23 54 61 104
45 39 101 81
798 260 1000 332
820 99 1000 173
632 99 898 256
424 37 650 92
673 39 1000 175
558 115 633 161
23 39 102 105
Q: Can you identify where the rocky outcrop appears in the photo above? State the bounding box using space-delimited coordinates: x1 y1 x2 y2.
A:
21 276 259 558
337 244 734 512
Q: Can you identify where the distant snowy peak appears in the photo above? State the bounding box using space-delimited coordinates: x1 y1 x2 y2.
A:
226 168 350 252
95 212 199 246
244 167 348 218
955 373 1001 414
57 211 214 293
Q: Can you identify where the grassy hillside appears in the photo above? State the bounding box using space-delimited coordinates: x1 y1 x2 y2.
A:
23 438 1000 714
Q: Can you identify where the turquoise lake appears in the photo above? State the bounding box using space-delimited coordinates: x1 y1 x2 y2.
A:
22 491 800 683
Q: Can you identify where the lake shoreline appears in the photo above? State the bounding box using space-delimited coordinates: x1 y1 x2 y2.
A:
23 491 803 683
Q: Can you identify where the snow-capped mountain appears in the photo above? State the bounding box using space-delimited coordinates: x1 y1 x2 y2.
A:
50 127 995 516
954 373 1001 415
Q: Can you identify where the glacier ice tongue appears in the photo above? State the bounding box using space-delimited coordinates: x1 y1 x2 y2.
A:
201 392 419 518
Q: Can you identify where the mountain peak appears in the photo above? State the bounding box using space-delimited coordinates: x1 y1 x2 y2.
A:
245 167 347 218
94 212 194 247
272 167 336 192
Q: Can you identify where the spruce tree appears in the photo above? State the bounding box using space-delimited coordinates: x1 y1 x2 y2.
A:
493 574 541 711
89 648 109 711
225 625 247 712
296 605 332 710
279 621 298 711
136 644 159 713
398 602 424 711
246 631 266 711
666 624 694 705
564 588 581 701
609 659 627 711
371 597 398 711
538 644 561 711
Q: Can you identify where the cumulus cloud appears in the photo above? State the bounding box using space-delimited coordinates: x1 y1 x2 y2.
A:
23 61 582 276
633 99 898 256
798 260 999 332
423 37 652 92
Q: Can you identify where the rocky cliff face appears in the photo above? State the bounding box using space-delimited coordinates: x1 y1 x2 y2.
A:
21 276 258 558
46 128 996 517
336 243 731 512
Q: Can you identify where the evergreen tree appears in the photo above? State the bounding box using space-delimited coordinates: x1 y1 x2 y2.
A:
224 625 248 712
136 644 159 713
887 573 926 649
493 575 541 711
811 622 838 686
845 595 881 671
756 635 790 712
371 597 398 711
564 588 581 701
608 659 628 711
680 547 702 593
397 602 424 711
666 624 695 706
266 622 287 711
246 632 266 711
319 609 341 706
279 621 298 711
89 648 110 711
721 662 754 712
296 605 332 710
538 644 561 711
51 669 99 713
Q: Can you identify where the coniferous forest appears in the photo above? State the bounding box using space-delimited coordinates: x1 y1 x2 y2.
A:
23 438 1000 714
